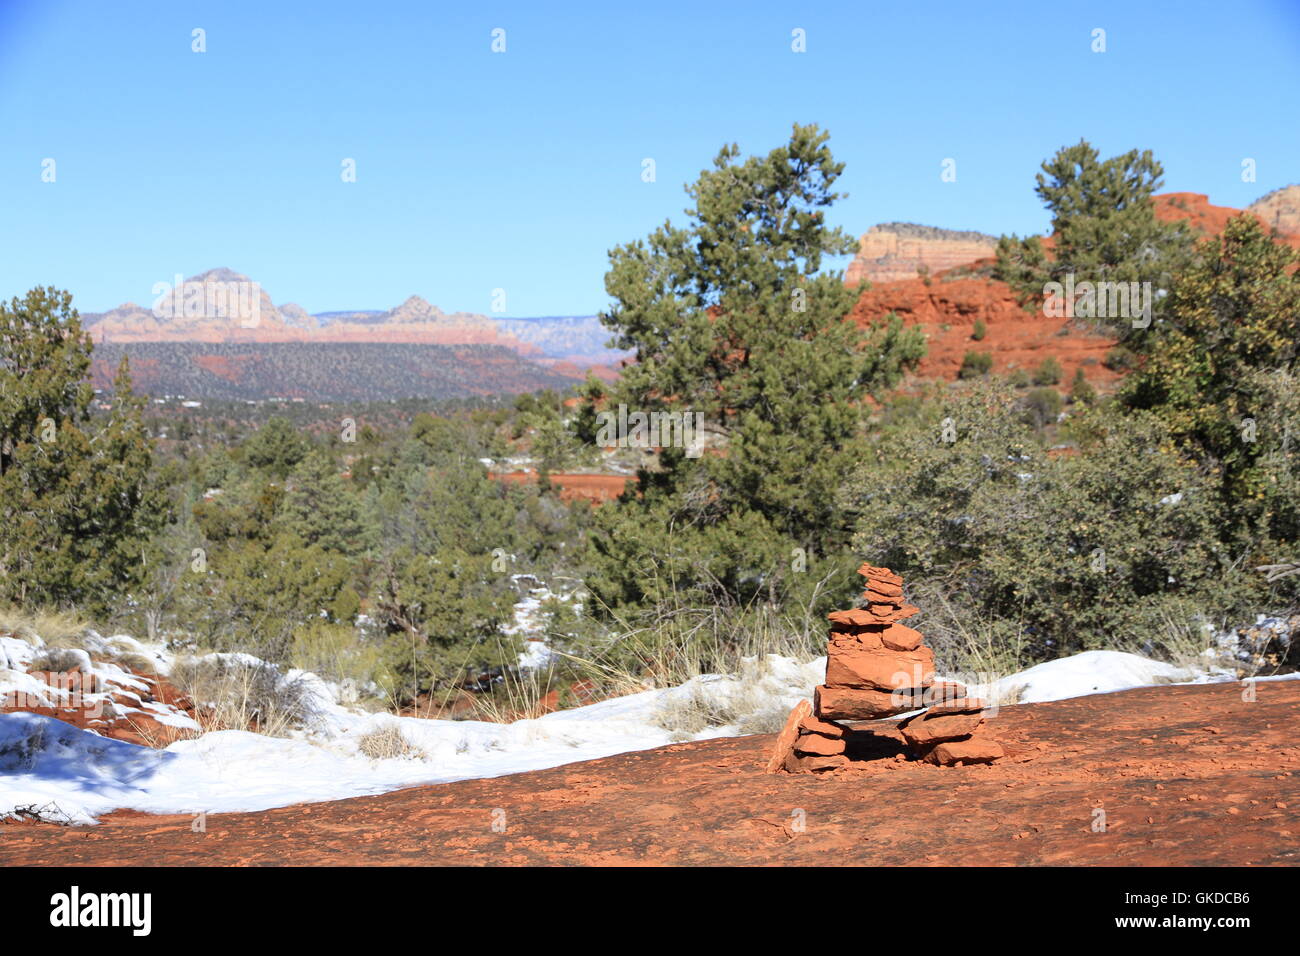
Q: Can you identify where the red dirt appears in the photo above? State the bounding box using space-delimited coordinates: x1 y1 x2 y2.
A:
5 680 1297 866
849 271 1120 389
489 470 629 504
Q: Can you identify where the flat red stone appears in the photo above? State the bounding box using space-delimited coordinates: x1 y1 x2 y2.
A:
765 699 811 773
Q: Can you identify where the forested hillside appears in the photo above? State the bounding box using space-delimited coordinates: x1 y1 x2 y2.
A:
89 341 578 401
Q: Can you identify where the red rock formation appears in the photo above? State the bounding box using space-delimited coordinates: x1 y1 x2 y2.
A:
488 470 629 505
1245 185 1300 247
0 666 198 749
771 564 1004 772
847 270 1120 388
846 190 1300 391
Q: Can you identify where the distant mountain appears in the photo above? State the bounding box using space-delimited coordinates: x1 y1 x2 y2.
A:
495 315 620 361
81 270 630 376
90 341 578 402
85 268 300 342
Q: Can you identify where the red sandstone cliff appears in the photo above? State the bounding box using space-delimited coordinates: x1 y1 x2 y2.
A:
847 189 1300 388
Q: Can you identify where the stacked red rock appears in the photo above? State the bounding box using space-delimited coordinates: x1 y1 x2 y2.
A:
769 700 854 773
896 696 1004 766
775 564 1004 772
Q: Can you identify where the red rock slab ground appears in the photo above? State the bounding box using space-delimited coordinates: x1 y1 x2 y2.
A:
3 680 1298 866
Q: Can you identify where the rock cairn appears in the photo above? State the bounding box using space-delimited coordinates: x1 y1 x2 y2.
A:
769 563 1004 772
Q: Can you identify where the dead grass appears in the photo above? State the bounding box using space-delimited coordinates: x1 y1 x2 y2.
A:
466 654 559 723
1117 603 1288 680
0 608 92 648
27 646 92 674
172 656 319 737
650 656 806 740
560 573 831 700
356 724 426 761
898 586 1034 699
119 715 201 749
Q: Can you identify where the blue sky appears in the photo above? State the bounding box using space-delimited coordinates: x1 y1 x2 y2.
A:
1 0 1297 316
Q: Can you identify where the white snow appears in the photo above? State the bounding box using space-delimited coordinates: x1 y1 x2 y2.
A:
974 650 1196 704
2 626 1294 824
0 633 200 735
0 683 715 825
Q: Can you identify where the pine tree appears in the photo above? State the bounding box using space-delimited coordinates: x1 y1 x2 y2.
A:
241 415 309 478
589 125 925 613
275 449 367 555
995 140 1194 337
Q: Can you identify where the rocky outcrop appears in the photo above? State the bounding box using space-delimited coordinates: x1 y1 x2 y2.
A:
847 271 1120 389
845 223 998 285
1246 184 1300 243
842 188 1300 392
771 564 1004 772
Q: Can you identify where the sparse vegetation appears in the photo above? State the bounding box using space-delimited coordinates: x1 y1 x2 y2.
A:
1020 386 1064 428
172 656 321 737
1069 367 1096 405
958 350 994 379
1032 356 1063 386
0 608 91 648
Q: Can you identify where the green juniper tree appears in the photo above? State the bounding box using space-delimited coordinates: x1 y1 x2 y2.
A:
1121 214 1300 563
0 287 164 613
843 382 1226 659
275 449 368 556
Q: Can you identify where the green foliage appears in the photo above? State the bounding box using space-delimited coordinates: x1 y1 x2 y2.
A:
240 416 310 478
1032 356 1063 386
130 398 581 697
275 450 368 556
843 382 1233 659
1021 386 1063 428
0 288 165 614
1006 368 1031 388
198 532 360 660
994 140 1194 337
1069 367 1096 405
588 124 925 615
958 350 993 379
372 547 518 696
1122 214 1300 546
971 318 987 341
1103 345 1138 372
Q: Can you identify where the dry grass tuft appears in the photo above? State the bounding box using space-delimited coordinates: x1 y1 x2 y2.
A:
356 723 426 761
